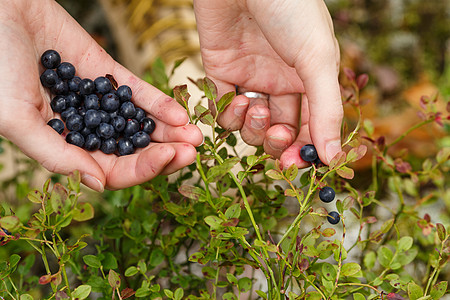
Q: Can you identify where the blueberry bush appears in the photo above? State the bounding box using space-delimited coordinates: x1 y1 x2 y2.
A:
0 58 449 299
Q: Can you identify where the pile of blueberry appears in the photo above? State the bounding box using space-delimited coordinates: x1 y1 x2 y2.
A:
300 144 340 225
40 50 156 156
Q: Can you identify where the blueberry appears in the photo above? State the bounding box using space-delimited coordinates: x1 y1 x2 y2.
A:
0 228 11 242
132 131 151 148
79 78 95 95
134 107 146 122
101 138 117 154
51 79 69 95
66 131 85 148
78 106 87 117
314 157 324 167
319 187 335 203
66 92 82 108
83 94 100 110
66 114 84 132
41 49 61 69
124 119 140 137
68 76 82 92
116 85 132 102
94 76 112 94
80 126 93 137
101 93 120 112
111 115 126 132
84 109 102 128
40 69 59 87
61 107 78 122
96 123 115 139
50 95 67 113
327 211 340 225
57 62 76 80
141 117 156 135
47 118 65 134
98 110 110 123
84 134 101 151
119 101 136 119
117 138 134 156
300 144 318 162
109 111 118 120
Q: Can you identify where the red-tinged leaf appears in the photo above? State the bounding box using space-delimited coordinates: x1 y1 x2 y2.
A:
50 183 68 215
0 216 20 231
424 213 431 222
336 166 354 179
265 169 283 180
395 159 412 173
203 77 218 101
222 218 239 227
356 74 369 89
217 91 235 113
121 288 136 299
284 189 297 197
173 84 190 107
188 77 205 91
55 291 70 299
343 196 355 210
343 67 355 81
39 274 52 285
376 136 386 149
178 185 205 201
329 151 346 169
386 292 405 300
436 223 446 242
298 258 309 272
313 207 328 216
364 216 378 224
347 145 368 163
52 272 62 286
68 170 81 193
322 228 336 237
108 269 121 289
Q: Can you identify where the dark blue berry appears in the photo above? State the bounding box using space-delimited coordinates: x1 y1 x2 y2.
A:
79 78 95 95
101 138 117 154
94 76 112 94
0 228 11 242
132 131 151 148
117 138 134 156
319 187 335 203
84 134 101 151
84 109 102 128
124 119 140 137
120 101 136 119
327 211 340 225
109 111 118 120
101 93 120 112
57 62 76 80
47 119 65 134
51 79 69 95
98 110 110 123
314 157 324 167
134 107 146 122
41 49 61 69
80 126 93 137
116 85 132 102
66 131 85 148
83 94 100 110
50 95 67 113
78 106 87 117
61 107 78 122
68 76 82 92
40 69 58 87
65 92 82 107
96 123 115 139
111 115 126 132
141 117 156 135
300 144 318 162
66 114 84 132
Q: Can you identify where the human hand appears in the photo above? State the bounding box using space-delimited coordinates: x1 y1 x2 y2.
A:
0 0 203 191
194 0 343 167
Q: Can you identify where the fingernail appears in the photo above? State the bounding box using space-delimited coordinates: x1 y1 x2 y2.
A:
326 140 342 163
81 174 104 193
234 103 248 117
268 136 288 151
250 115 268 130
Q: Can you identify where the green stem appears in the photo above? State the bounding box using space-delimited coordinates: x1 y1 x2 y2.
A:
41 244 57 293
385 119 434 150
338 282 381 294
301 273 327 299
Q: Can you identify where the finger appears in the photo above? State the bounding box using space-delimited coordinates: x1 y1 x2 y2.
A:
263 94 300 157
38 1 189 126
216 95 249 131
161 143 197 175
240 104 270 146
151 118 203 146
94 143 176 190
6 107 106 192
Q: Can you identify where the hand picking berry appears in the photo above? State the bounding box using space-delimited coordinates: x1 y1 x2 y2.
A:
40 49 156 156
319 186 335 203
300 144 318 162
327 211 340 225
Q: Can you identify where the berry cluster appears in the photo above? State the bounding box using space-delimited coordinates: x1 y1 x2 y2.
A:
0 228 11 243
40 50 156 156
300 144 340 225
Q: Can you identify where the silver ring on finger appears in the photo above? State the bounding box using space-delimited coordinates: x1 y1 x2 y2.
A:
236 86 270 100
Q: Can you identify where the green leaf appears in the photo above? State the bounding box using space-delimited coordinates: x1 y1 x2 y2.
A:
203 77 218 101
19 294 34 300
217 91 235 113
73 202 94 222
256 290 268 299
194 104 214 126
265 169 283 180
306 291 323 300
170 57 187 76
329 151 346 169
0 216 20 231
178 185 205 201
226 273 238 285
72 285 92 299
336 199 344 214
341 263 361 277
83 255 102 268
337 165 355 179
102 252 118 270
397 236 413 252
407 282 423 300
223 292 237 300
108 269 121 289
135 287 151 297
50 183 68 214
285 164 298 181
9 254 21 270
377 246 393 268
430 281 447 299
225 204 241 219
67 170 81 193
149 249 165 267
174 288 184 300
436 147 450 164
346 145 367 163
125 266 139 277
138 260 147 274
436 223 446 242
238 277 252 293
164 289 174 299
353 293 366 300
204 216 223 229
322 263 336 281
206 157 240 182
27 190 44 204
